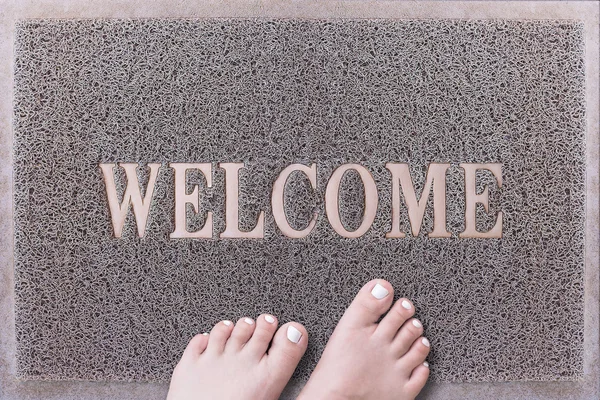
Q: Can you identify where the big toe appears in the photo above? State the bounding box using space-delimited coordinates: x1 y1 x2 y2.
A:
266 322 308 390
339 279 394 329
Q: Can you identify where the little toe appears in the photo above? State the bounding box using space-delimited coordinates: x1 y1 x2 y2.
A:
339 279 394 329
226 317 256 351
405 362 430 397
398 336 431 371
391 318 424 357
266 322 308 391
206 320 235 353
376 297 415 339
245 314 279 358
180 332 210 362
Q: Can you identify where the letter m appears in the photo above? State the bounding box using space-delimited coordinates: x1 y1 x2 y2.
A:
385 163 451 238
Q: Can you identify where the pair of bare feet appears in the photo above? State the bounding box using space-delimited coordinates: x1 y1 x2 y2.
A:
167 279 430 400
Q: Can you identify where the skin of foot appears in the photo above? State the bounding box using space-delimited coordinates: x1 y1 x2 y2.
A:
298 279 430 400
166 315 308 400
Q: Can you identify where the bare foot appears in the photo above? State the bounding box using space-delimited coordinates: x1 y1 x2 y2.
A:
298 279 430 400
167 315 308 400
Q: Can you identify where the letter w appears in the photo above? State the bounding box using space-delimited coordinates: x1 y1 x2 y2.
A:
99 163 161 238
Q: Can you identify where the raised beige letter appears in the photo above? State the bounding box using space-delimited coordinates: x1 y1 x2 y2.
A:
385 163 451 238
325 164 378 238
219 162 265 239
100 162 161 238
170 163 213 239
459 163 503 238
272 163 318 238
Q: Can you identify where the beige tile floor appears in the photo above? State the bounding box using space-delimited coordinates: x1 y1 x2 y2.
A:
1 1 598 399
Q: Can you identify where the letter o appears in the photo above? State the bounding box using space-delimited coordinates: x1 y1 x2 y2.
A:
325 164 379 238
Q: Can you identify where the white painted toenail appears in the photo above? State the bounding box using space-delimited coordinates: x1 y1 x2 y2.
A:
423 361 429 368
401 300 412 310
422 338 430 347
287 326 302 343
371 283 389 299
202 332 209 336
412 319 422 328
223 320 232 326
244 318 254 325
265 315 275 324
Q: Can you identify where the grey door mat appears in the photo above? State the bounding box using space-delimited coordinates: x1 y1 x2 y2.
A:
13 18 585 383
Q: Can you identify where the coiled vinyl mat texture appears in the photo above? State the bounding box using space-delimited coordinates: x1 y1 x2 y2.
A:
13 19 585 382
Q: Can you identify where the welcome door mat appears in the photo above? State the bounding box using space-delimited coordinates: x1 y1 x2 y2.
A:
13 19 585 383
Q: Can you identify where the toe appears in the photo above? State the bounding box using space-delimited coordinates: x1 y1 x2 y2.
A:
376 297 415 339
245 314 279 358
405 362 430 396
339 279 394 329
266 322 308 390
398 336 431 371
391 318 423 357
206 320 235 354
226 317 256 351
180 332 210 362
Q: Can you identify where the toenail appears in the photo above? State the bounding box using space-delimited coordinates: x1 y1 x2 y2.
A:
412 319 422 328
422 338 430 347
401 300 412 310
423 361 429 368
223 320 232 326
265 315 275 324
287 326 302 343
202 332 209 336
244 317 254 325
371 283 389 299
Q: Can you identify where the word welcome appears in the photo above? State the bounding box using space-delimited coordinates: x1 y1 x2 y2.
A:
99 162 503 239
